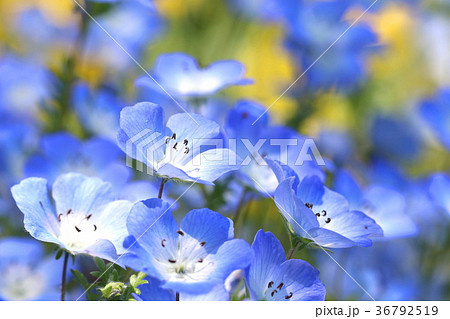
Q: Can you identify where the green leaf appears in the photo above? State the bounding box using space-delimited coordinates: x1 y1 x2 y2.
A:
94 257 106 272
71 269 89 289
55 249 64 260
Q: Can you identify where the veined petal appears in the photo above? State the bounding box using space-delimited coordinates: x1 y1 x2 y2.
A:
181 148 240 184
180 209 233 253
246 230 286 300
11 178 60 244
92 200 133 254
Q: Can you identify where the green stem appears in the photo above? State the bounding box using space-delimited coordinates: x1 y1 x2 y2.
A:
61 252 70 301
286 241 306 260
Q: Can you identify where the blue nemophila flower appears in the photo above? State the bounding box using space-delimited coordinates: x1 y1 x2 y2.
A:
0 54 53 117
0 237 62 301
420 89 450 150
136 53 251 98
11 173 133 262
225 100 324 195
334 170 417 239
117 102 240 185
72 83 124 141
246 230 325 301
121 198 253 294
25 132 130 188
136 276 230 301
274 175 383 248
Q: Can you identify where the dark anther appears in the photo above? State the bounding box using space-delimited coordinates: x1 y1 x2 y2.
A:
168 259 176 263
277 283 284 290
165 136 171 144
93 225 97 231
184 147 189 154
172 133 176 140
75 226 81 232
177 230 185 236
86 214 92 220
325 218 331 223
183 139 188 146
58 214 62 222
39 201 44 208
285 292 293 299
315 213 321 217
321 210 327 216
67 209 72 215
364 226 368 229
271 290 278 297
200 241 206 247
305 203 313 209
198 258 203 263
268 281 274 288
173 142 178 150
241 111 249 119
161 239 166 247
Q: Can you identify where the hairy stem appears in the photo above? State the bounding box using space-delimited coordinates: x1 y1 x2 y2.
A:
61 252 70 301
158 178 167 199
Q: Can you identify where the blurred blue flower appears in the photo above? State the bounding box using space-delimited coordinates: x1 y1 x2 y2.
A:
0 237 62 300
370 115 423 162
72 83 124 141
282 0 378 91
245 230 325 301
136 276 229 301
84 2 162 71
11 173 133 262
420 89 450 150
12 9 77 63
334 170 417 239
25 132 130 191
136 53 251 98
117 102 240 185
274 175 383 248
121 198 253 295
317 241 420 301
224 100 324 195
428 173 450 217
0 54 54 117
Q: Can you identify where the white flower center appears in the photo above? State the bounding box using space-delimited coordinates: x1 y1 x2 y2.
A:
57 209 100 252
155 233 215 283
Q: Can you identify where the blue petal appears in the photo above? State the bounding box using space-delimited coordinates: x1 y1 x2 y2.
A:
274 178 320 236
117 102 165 167
84 239 121 264
138 276 175 301
91 200 133 254
334 170 363 207
11 177 60 244
246 230 286 300
180 208 233 253
165 113 221 147
52 173 114 217
181 148 241 184
126 199 178 259
271 259 326 301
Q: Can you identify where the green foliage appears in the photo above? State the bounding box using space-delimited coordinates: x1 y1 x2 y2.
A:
71 257 148 301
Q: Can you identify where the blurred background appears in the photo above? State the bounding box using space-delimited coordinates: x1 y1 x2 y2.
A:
0 0 449 301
